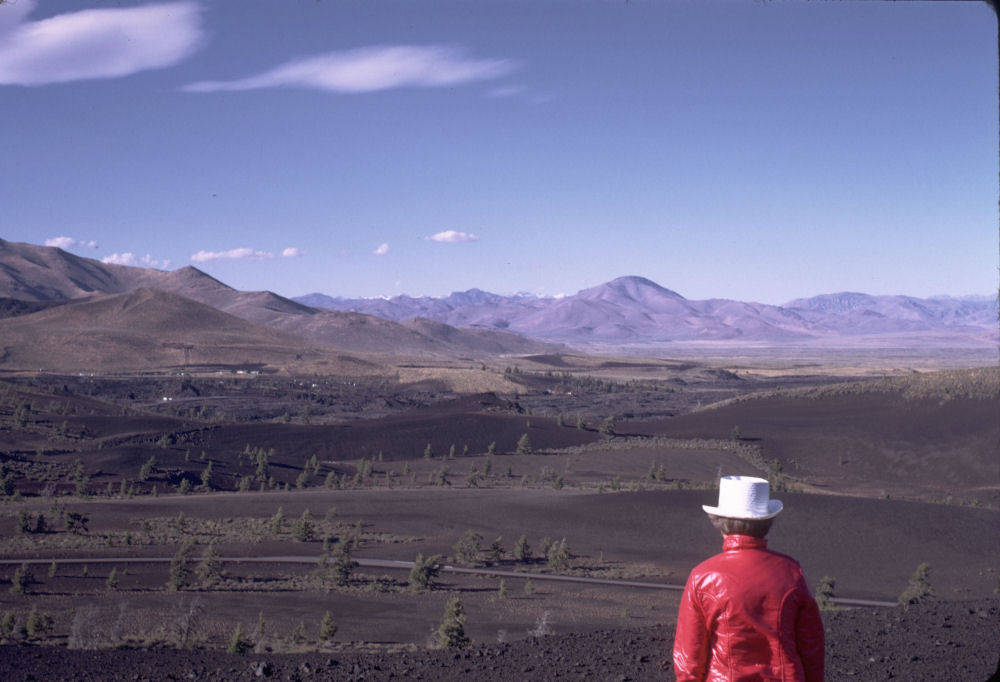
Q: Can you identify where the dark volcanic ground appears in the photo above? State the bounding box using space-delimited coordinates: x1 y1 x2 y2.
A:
2 598 997 681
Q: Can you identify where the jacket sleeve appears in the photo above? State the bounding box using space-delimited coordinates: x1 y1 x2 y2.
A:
795 581 826 682
673 573 710 682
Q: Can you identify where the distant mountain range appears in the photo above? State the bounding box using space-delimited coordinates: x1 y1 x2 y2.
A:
0 238 563 371
296 277 998 347
0 238 995 374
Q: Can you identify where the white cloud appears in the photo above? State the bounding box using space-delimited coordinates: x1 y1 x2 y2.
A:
102 252 171 269
373 243 390 256
424 230 479 243
190 248 274 263
0 1 203 86
184 45 517 93
45 236 98 249
282 247 303 258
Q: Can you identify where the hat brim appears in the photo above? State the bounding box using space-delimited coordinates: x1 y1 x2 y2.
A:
702 499 783 520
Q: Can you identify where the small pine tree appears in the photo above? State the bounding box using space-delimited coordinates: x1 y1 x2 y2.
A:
270 507 285 534
25 606 53 639
168 540 195 591
196 544 223 588
513 534 532 562
140 455 156 481
106 566 120 591
453 530 483 566
488 537 504 565
515 433 531 454
899 562 934 606
293 509 315 542
319 611 337 641
598 416 615 437
815 576 837 611
547 538 570 571
16 510 31 534
438 597 470 649
408 553 442 592
332 545 357 586
227 623 253 654
200 461 213 490
9 562 32 595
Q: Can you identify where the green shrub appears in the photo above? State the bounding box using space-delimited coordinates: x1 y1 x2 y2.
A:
227 623 252 654
437 598 470 649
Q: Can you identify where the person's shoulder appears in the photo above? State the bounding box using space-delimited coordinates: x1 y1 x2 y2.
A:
688 550 731 579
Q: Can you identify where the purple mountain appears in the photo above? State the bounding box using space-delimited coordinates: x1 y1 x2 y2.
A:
297 276 998 347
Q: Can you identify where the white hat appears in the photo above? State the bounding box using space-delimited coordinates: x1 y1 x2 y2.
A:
702 475 783 520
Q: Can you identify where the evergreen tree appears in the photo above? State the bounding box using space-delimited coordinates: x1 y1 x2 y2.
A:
332 545 357 586
513 534 532 562
319 611 337 641
515 433 532 454
453 530 483 566
168 540 195 591
227 623 253 654
815 575 837 611
899 562 934 606
598 416 616 436
408 553 442 592
437 597 470 649
270 506 285 534
547 538 570 571
139 455 156 481
196 544 223 588
293 509 315 542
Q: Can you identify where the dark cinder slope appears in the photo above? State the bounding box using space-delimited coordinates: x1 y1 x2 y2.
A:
639 368 1000 504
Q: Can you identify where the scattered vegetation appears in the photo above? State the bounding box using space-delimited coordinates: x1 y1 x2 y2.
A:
899 562 934 606
437 597 470 649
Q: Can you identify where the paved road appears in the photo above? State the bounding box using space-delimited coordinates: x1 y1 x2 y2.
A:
0 555 898 607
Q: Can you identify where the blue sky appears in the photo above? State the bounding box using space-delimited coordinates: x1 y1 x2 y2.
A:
1 0 996 304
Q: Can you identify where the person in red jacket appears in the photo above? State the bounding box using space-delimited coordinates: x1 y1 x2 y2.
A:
671 475 825 681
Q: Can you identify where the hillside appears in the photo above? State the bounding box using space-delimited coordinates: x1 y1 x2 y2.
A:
0 288 385 374
0 240 562 361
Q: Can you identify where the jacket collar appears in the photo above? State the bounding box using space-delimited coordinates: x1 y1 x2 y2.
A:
723 535 768 551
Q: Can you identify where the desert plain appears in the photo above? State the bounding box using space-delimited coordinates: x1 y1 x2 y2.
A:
0 347 997 681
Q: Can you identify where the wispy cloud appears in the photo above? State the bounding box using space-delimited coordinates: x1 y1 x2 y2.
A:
486 85 524 99
373 243 390 256
282 247 303 258
102 253 171 269
45 236 99 250
184 45 517 93
0 1 203 86
424 230 479 243
191 248 274 263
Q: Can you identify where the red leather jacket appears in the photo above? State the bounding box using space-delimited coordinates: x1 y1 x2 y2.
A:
672 535 825 681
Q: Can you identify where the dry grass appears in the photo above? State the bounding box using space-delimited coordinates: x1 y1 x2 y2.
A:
698 366 999 411
396 366 523 394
